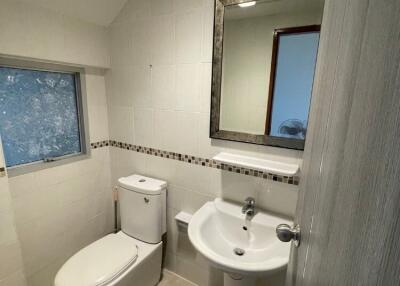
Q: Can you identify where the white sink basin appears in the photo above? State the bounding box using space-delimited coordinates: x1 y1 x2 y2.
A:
188 198 292 276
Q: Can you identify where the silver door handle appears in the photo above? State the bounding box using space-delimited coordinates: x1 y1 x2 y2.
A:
276 224 301 247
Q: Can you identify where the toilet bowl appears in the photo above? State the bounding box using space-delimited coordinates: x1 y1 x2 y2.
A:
55 175 167 286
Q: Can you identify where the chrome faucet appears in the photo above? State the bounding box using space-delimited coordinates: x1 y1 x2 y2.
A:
242 197 255 216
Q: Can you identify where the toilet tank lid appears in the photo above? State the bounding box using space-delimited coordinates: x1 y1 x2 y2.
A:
118 174 167 195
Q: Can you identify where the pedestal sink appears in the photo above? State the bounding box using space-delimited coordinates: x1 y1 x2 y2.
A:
188 198 292 286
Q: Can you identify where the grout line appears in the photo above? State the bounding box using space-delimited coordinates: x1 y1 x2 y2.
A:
90 140 300 186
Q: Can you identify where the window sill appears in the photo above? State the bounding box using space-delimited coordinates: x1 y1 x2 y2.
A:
6 152 90 177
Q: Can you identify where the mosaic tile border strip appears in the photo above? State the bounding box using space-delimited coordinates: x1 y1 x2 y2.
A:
91 140 110 149
91 140 300 185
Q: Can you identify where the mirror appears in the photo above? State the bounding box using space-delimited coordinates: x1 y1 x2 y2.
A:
210 0 325 149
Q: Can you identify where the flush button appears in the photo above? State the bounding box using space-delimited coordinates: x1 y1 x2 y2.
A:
144 197 150 203
139 179 146 183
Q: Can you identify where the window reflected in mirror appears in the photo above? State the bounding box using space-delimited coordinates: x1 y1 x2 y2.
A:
211 0 325 149
267 26 320 140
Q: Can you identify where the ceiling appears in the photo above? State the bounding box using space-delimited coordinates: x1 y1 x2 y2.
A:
16 0 128 26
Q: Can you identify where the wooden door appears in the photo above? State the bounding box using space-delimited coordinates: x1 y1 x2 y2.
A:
286 0 400 285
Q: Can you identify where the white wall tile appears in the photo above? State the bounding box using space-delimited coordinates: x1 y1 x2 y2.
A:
175 10 203 64
173 0 204 12
108 106 134 144
27 258 64 286
175 255 209 286
257 181 298 218
201 7 214 63
0 213 19 246
0 1 28 57
175 64 201 112
219 171 262 204
0 178 26 284
134 107 154 147
199 63 212 113
0 185 12 215
150 0 174 16
151 65 177 110
7 174 38 200
166 185 185 211
131 19 153 66
146 153 178 183
57 176 94 206
109 67 135 107
88 105 110 142
174 112 200 155
181 190 214 215
24 7 65 62
197 112 220 158
132 66 152 108
203 0 214 9
85 72 108 107
110 148 148 184
174 161 220 197
62 15 109 68
151 16 175 65
0 270 27 286
12 188 60 226
110 22 133 67
153 110 178 151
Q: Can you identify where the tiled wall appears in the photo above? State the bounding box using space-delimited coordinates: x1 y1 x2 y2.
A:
0 147 26 286
0 2 114 285
0 0 110 68
107 0 302 285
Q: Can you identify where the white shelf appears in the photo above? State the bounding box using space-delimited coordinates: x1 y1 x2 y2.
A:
212 152 299 176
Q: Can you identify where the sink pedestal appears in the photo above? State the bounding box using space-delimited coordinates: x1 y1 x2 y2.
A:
224 273 256 286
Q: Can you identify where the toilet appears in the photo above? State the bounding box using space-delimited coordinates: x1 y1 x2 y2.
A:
55 174 167 286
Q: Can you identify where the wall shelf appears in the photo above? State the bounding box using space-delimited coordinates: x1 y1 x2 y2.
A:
212 152 299 176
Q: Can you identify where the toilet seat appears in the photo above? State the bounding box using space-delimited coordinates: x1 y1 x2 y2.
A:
54 233 138 286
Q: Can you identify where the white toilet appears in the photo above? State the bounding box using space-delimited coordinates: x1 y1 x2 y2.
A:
55 174 167 286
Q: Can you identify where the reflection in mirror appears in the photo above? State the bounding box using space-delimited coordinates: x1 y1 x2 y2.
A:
211 0 325 149
267 26 320 140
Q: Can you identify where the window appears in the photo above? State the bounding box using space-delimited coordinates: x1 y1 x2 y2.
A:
267 26 320 141
0 58 89 175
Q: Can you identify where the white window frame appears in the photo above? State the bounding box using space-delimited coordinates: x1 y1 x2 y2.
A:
0 57 91 177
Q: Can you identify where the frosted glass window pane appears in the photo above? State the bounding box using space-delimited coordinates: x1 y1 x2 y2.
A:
0 67 81 167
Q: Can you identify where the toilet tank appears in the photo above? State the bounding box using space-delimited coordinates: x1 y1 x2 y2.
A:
118 174 167 244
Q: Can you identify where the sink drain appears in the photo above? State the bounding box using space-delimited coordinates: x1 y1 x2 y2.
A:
233 248 245 256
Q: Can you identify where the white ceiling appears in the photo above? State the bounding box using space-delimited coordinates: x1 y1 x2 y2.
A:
16 0 128 26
